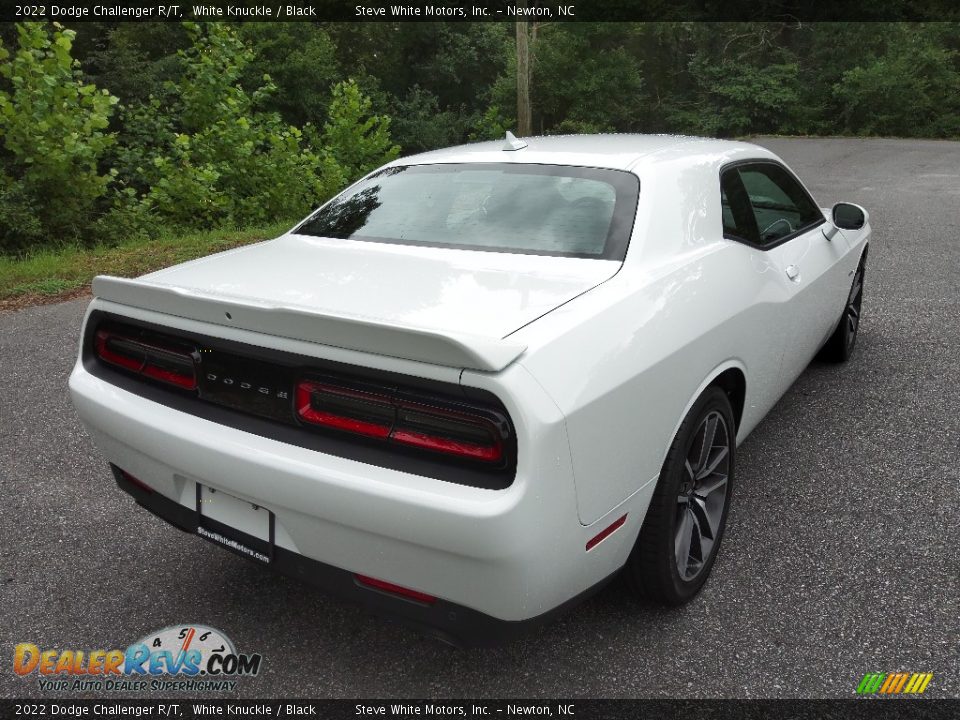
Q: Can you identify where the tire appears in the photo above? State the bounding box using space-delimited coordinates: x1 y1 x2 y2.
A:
625 386 735 605
819 251 867 363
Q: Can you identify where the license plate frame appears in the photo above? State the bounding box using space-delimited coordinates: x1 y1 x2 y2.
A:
194 483 275 564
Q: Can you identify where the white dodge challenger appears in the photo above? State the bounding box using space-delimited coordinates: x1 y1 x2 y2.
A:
69 134 869 645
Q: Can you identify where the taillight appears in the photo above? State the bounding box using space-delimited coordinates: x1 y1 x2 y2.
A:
296 382 393 439
391 405 503 461
95 328 197 390
296 379 506 464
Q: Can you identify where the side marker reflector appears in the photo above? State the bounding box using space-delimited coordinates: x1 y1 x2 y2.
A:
355 574 437 605
119 469 153 495
586 514 627 551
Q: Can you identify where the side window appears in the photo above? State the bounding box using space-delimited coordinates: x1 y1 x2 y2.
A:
720 168 759 245
737 163 823 246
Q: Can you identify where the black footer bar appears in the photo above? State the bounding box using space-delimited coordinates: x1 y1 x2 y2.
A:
2 699 958 720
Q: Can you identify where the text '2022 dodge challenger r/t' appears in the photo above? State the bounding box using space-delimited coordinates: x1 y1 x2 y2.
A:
69 134 869 646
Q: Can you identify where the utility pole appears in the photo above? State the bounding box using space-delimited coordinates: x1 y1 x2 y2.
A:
515 1 531 136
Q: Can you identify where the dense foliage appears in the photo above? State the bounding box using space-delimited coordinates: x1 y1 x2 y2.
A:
1 20 958 255
0 22 398 254
0 23 117 253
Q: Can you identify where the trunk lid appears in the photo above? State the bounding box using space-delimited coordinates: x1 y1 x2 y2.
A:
93 234 619 371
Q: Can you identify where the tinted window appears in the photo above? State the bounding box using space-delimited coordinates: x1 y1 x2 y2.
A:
720 170 760 244
736 163 823 245
295 163 640 260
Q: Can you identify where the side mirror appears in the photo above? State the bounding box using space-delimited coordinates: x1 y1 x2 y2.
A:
832 202 868 231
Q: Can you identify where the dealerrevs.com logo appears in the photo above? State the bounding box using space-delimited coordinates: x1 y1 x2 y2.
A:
13 624 262 693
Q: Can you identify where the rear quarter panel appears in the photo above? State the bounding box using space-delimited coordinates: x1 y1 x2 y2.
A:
509 154 790 525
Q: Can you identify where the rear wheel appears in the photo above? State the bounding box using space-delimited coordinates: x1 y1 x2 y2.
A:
625 387 735 605
819 253 866 363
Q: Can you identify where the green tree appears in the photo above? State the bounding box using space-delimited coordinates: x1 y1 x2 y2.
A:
833 24 960 137
488 23 645 135
645 23 804 137
145 24 346 229
77 23 188 110
327 23 510 151
387 85 469 154
535 24 645 134
237 23 339 128
322 79 399 181
674 52 801 137
0 22 118 253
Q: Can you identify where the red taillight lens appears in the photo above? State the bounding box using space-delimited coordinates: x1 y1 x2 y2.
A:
355 574 437 604
296 380 506 464
391 406 503 461
296 381 393 439
141 361 196 390
95 331 145 371
95 328 197 391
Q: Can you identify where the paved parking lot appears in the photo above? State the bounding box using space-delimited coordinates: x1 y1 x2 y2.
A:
0 138 957 699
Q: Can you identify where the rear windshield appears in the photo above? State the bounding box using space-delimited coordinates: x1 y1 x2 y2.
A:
295 163 640 260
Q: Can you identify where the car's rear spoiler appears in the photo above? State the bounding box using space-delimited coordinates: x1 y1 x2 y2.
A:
91 275 526 372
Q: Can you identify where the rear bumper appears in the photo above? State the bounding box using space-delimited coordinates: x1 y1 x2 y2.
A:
111 465 615 647
68 301 645 641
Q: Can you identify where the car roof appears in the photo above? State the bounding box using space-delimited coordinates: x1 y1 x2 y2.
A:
390 134 775 173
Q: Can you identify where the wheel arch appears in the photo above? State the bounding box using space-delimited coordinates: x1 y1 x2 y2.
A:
710 367 746 434
663 361 748 470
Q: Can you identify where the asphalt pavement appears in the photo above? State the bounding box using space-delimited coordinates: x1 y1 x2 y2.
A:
0 137 957 699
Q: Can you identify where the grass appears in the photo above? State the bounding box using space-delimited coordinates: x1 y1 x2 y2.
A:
0 219 295 309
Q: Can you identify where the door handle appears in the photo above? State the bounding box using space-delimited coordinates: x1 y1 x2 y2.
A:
785 265 801 282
